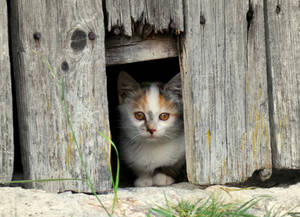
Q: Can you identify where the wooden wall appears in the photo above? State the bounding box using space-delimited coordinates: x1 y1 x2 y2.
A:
9 0 111 192
0 0 299 191
105 0 184 36
265 0 300 169
0 0 14 182
180 0 272 184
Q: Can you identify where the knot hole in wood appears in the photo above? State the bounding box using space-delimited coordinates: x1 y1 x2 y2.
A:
70 29 87 51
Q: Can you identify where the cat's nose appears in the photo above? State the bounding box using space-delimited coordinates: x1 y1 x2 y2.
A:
147 128 156 135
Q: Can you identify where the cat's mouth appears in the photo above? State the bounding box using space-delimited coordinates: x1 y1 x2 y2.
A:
148 135 156 139
146 134 164 142
144 133 158 140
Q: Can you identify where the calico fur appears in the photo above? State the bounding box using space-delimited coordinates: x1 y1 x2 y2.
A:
118 71 185 187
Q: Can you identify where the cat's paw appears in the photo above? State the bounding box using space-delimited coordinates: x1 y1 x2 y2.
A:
153 173 174 186
134 176 153 187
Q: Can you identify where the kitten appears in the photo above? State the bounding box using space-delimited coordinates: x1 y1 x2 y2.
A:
117 71 185 187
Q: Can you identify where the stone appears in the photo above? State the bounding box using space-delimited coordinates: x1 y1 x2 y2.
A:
1 182 300 217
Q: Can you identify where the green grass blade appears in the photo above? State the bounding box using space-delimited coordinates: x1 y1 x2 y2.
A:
147 207 153 217
97 130 120 213
189 199 204 217
61 78 112 217
232 198 258 217
164 192 175 216
150 207 174 217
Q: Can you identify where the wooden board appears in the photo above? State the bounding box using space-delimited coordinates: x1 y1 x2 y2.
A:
106 35 177 66
265 0 300 169
105 0 184 36
180 0 272 185
0 0 14 183
10 0 111 192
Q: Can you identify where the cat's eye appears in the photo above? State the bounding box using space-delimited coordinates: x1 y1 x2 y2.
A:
134 112 145 120
159 113 170 121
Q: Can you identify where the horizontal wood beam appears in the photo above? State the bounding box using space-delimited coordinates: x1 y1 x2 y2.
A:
105 35 178 66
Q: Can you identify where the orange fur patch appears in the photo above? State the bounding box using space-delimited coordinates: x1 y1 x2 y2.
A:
141 94 147 110
133 90 147 110
158 93 174 110
133 90 179 118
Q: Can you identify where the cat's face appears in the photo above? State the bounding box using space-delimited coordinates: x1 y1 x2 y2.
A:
118 71 183 143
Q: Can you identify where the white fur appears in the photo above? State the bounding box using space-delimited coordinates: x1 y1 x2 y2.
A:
134 174 153 187
123 133 185 174
146 85 160 115
153 173 175 186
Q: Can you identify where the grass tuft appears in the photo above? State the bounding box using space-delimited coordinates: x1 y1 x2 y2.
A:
148 197 261 217
148 196 300 217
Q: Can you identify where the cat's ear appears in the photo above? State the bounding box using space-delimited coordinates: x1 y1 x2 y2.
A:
164 73 182 99
118 71 140 104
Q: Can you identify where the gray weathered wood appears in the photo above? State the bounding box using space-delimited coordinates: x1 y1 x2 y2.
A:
105 0 184 36
106 35 177 66
0 0 14 183
10 0 111 192
265 0 300 169
180 0 272 184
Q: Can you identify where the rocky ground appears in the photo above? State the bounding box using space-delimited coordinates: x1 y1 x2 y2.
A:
1 180 300 217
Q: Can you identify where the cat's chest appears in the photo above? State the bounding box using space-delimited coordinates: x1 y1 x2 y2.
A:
126 135 185 172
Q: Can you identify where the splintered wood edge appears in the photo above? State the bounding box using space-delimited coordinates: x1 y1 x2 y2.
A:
105 35 178 66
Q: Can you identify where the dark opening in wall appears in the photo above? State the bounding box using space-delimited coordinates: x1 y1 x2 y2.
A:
106 57 181 187
7 0 24 186
243 169 300 188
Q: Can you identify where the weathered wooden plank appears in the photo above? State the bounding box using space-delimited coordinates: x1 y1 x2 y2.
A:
105 0 184 36
0 0 14 183
10 0 111 192
180 0 272 185
106 35 177 66
265 0 300 169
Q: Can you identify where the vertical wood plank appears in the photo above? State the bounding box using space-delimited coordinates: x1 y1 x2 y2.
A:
265 0 300 169
105 0 184 36
10 0 111 192
105 0 131 35
0 0 14 182
180 0 272 184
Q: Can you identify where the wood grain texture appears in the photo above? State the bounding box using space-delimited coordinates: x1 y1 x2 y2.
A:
265 0 300 169
105 0 184 36
0 0 14 182
180 0 272 185
10 0 111 192
106 35 177 66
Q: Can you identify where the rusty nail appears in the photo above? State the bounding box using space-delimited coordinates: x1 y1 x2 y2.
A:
200 15 206 25
33 32 41 41
276 5 281 14
88 32 96 40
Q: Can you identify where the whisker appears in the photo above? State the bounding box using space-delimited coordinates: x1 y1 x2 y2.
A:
123 133 143 146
